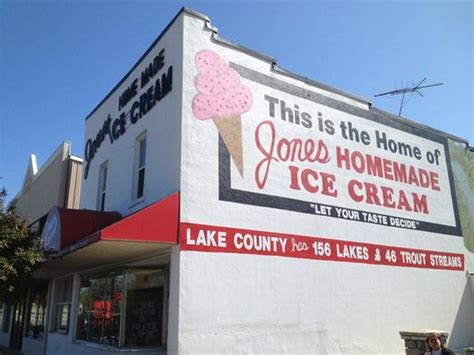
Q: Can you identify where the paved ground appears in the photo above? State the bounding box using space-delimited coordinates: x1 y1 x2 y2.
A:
0 345 22 355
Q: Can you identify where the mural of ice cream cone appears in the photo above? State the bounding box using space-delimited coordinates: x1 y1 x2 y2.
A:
213 115 243 176
192 49 253 177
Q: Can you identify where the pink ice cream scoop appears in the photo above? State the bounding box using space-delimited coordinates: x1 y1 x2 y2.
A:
192 49 253 120
192 49 253 177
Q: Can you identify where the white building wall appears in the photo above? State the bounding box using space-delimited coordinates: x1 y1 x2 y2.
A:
59 11 186 355
178 12 474 355
32 8 472 355
80 14 184 217
167 246 181 355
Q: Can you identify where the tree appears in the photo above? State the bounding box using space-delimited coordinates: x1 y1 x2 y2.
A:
0 189 45 304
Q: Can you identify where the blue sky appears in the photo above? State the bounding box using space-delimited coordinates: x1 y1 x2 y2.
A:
1 0 472 205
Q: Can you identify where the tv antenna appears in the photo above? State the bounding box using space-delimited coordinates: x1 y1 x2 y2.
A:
374 78 443 116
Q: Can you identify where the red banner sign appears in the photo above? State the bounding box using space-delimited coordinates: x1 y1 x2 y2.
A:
180 223 464 271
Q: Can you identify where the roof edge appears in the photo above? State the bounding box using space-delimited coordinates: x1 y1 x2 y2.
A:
69 155 84 163
271 65 372 107
371 107 469 145
85 7 371 122
14 141 72 200
202 13 371 107
83 7 469 145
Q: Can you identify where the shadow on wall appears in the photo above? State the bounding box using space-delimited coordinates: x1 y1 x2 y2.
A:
450 277 474 352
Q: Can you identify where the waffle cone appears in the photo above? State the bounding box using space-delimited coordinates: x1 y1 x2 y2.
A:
213 115 243 177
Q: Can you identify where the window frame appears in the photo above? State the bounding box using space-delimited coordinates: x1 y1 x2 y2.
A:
97 161 108 211
132 132 147 202
1 304 11 333
75 269 124 347
0 303 4 332
52 277 73 334
75 265 169 349
25 281 48 339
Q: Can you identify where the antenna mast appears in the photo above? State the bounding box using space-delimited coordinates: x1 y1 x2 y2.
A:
374 78 443 116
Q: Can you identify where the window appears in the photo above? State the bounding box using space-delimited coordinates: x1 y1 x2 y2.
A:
76 267 168 348
26 282 48 339
124 269 166 347
76 270 123 346
0 304 4 331
97 162 108 211
53 278 73 333
1 304 11 332
133 134 147 200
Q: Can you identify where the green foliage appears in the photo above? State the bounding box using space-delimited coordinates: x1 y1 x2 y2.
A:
0 189 46 303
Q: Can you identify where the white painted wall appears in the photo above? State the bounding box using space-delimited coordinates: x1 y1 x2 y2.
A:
80 14 184 217
56 8 474 355
179 11 474 355
60 11 186 355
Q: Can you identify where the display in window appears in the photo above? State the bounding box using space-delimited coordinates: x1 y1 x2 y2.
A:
76 268 167 348
26 281 48 339
77 273 122 346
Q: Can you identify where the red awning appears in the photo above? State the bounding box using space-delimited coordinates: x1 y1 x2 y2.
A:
34 192 179 278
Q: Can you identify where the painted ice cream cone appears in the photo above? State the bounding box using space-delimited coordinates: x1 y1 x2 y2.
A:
192 49 253 177
213 115 243 176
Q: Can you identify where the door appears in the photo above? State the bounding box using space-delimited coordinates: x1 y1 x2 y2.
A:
9 297 26 350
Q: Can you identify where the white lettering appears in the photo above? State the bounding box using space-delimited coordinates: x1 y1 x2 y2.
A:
186 228 227 247
233 233 286 253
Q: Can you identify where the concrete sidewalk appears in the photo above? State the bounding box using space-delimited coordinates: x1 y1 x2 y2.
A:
0 345 22 355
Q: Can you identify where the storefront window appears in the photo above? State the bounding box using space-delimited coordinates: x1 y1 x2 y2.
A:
77 271 123 346
53 278 73 333
26 281 48 339
0 304 4 331
1 304 11 332
76 267 167 348
124 269 165 347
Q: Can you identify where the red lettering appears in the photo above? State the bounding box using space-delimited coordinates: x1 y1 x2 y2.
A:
381 186 396 208
351 151 365 173
419 168 430 188
320 172 338 197
288 165 300 190
383 159 394 180
364 182 381 205
277 138 292 161
255 120 277 189
430 172 440 191
347 179 430 215
255 120 330 189
335 147 441 191
302 169 319 193
413 193 429 214
289 167 338 197
366 155 383 178
407 167 419 186
348 180 364 202
393 162 407 184
336 146 351 170
397 190 412 212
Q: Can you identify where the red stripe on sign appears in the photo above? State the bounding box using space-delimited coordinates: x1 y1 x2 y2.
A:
180 223 464 271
